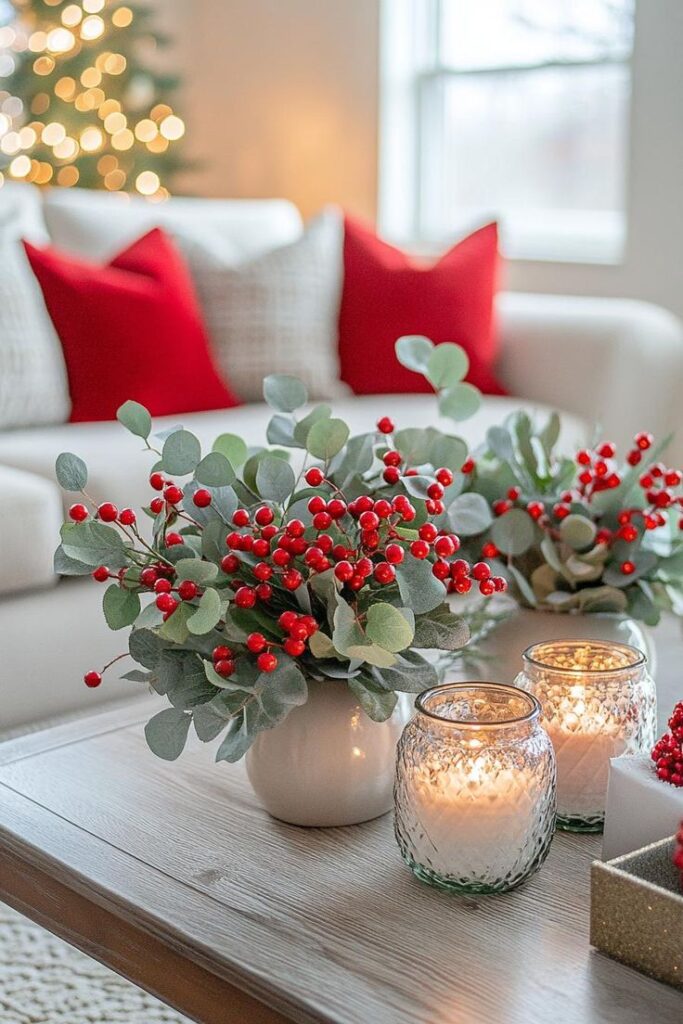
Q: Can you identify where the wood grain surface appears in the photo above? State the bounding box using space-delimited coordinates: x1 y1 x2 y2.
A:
0 618 682 1024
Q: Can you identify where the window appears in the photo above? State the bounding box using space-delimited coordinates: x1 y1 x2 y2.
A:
379 0 634 262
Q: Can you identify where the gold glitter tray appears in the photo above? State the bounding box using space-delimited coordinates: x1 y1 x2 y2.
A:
591 836 683 989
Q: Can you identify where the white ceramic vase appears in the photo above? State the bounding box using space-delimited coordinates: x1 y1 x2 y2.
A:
245 679 413 827
456 607 656 687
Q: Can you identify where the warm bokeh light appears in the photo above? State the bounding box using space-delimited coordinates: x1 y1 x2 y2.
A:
134 118 156 142
104 111 126 134
80 67 102 88
104 168 126 190
47 28 75 54
33 56 55 76
111 127 134 150
53 136 78 159
79 125 103 151
112 7 133 28
9 153 30 177
41 121 66 145
81 16 105 41
61 5 83 28
83 0 105 12
135 169 159 195
57 165 79 186
160 114 184 141
55 76 77 100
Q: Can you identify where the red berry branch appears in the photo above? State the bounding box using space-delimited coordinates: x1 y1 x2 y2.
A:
652 701 683 787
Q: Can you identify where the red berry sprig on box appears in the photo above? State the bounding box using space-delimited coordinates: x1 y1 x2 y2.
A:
651 701 683 787
673 821 683 886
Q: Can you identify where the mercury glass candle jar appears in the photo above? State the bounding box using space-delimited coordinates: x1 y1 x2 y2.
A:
394 683 556 895
516 640 657 833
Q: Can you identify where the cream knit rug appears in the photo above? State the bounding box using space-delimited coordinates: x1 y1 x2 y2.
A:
0 904 192 1024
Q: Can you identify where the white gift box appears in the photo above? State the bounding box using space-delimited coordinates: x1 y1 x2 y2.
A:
602 754 683 860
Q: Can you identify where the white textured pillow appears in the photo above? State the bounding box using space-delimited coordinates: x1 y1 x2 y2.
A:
0 221 71 429
175 208 346 403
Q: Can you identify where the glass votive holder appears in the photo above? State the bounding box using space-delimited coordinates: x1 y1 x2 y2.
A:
394 683 556 895
516 640 657 833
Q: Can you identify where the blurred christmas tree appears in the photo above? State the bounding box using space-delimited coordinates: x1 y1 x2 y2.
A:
0 0 185 197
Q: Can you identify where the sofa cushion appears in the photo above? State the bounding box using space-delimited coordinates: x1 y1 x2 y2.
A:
0 395 588 518
0 210 71 430
0 181 49 243
43 188 303 263
24 228 240 422
339 218 505 396
174 207 346 403
0 465 63 597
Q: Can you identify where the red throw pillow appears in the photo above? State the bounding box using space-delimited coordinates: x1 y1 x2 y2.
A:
339 217 505 395
24 227 239 422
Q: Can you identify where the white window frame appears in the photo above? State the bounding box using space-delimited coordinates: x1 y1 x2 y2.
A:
378 0 632 264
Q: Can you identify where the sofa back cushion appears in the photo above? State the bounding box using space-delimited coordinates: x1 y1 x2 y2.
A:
339 217 505 396
0 206 71 429
24 228 239 422
43 188 303 263
174 207 346 403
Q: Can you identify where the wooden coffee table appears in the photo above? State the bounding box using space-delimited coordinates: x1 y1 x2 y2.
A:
1 619 682 1024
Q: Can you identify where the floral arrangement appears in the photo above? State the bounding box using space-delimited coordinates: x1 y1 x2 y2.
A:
453 413 683 624
53 337 503 762
652 700 683 788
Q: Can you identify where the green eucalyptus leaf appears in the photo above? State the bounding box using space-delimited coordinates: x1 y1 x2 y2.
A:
102 584 141 630
293 404 332 446
345 643 397 668
401 475 433 499
578 585 629 614
61 521 128 569
187 587 222 635
306 418 350 461
116 400 151 440
256 455 296 503
603 550 658 588
308 631 338 659
263 374 308 413
372 649 440 692
412 604 470 650
212 433 248 467
430 434 468 472
266 414 302 448
215 714 255 762
395 334 434 373
491 508 536 556
158 601 193 643
55 452 88 492
396 555 446 614
129 627 166 669
506 563 538 607
174 558 219 584
426 343 469 389
332 598 365 654
447 493 493 536
539 411 561 456
348 676 398 722
393 427 435 466
162 430 201 475
53 544 92 575
144 708 191 761
560 514 597 551
438 383 481 421
253 659 308 728
366 604 414 652
195 452 235 488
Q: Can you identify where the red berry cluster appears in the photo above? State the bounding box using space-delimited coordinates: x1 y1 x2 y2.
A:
69 500 137 527
673 821 683 881
652 701 683 787
215 612 320 677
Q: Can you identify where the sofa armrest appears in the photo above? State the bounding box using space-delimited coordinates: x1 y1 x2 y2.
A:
0 465 62 596
496 292 683 463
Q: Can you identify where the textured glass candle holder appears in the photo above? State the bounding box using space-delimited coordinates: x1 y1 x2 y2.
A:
516 640 657 833
394 683 556 895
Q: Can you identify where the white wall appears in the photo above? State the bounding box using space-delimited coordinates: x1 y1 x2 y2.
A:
160 0 379 221
158 0 683 318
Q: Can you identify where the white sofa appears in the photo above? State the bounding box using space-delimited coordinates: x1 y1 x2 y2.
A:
1 184 682 737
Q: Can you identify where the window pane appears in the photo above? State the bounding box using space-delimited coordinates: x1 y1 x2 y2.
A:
438 0 634 70
418 62 630 257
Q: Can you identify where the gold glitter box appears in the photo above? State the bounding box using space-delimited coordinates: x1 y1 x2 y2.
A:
591 836 683 989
